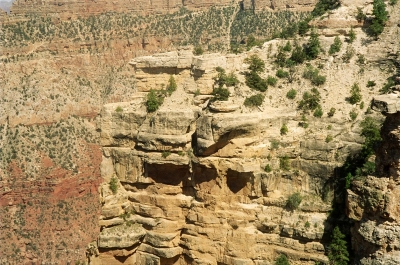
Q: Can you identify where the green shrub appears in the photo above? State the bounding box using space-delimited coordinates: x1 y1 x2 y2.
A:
328 107 336 117
275 50 287 67
280 155 290 171
298 20 309 36
304 29 321 60
286 89 297 99
348 83 362 104
328 227 349 265
245 71 268 92
246 34 262 50
109 177 118 194
356 8 366 22
348 26 356 43
360 116 382 157
115 106 123 112
360 101 365 109
369 0 388 38
166 75 177 95
244 94 265 107
380 78 396 94
312 0 340 17
357 54 366 65
299 114 309 128
286 192 302 210
280 124 288 135
264 164 272 173
389 0 398 5
302 66 326 86
305 221 311 228
267 76 278 86
244 54 265 73
329 36 342 55
275 254 290 265
350 109 358 121
342 45 355 63
193 46 204 55
290 43 306 64
298 88 321 111
214 67 239 87
276 69 289 78
283 41 292 52
146 89 164 112
161 151 171 158
367 80 376 87
212 87 230 101
326 134 333 143
313 105 323 118
271 139 280 150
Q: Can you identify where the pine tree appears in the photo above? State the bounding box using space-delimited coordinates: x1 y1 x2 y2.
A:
328 226 349 265
370 0 388 37
305 29 321 59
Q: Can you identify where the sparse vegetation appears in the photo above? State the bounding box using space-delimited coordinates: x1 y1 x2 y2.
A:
280 124 288 135
264 164 272 173
348 26 356 43
326 135 333 143
115 106 123 113
267 76 278 86
244 94 265 107
302 66 326 86
350 109 358 121
212 87 230 101
304 29 321 60
369 0 388 38
161 151 171 158
280 155 290 171
367 80 376 87
329 36 342 55
146 89 164 112
109 177 118 194
298 88 321 112
286 89 297 99
313 106 323 118
193 46 204 55
166 75 177 95
328 107 336 117
286 192 302 210
347 83 362 104
276 69 289 79
275 254 290 265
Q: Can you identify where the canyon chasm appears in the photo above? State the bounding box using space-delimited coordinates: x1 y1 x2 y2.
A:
1 0 400 264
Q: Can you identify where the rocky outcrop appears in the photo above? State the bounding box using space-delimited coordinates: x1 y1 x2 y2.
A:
6 0 317 21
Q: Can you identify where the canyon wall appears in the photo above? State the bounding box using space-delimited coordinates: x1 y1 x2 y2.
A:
7 0 316 21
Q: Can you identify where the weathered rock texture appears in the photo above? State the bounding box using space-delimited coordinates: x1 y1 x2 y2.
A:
92 41 388 264
7 0 317 20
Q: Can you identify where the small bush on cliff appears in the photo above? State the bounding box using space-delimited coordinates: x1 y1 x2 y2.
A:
275 254 290 265
245 71 268 92
276 69 289 79
347 83 362 104
244 94 265 107
214 67 239 88
328 226 349 265
115 106 123 113
298 88 321 112
286 192 302 210
193 46 204 55
329 36 342 55
244 54 265 73
280 155 290 171
146 89 164 112
286 88 297 99
109 177 118 194
212 87 230 101
166 75 177 95
280 124 288 135
369 0 388 38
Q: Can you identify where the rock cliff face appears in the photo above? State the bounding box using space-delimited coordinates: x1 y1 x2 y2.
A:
7 0 316 20
92 38 387 263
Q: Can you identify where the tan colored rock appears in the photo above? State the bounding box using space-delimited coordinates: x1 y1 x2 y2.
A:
98 223 146 248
